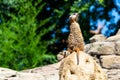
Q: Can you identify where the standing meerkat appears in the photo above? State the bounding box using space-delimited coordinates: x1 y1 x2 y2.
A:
67 13 84 65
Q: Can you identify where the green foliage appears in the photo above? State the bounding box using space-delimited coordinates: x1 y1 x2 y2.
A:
70 0 90 13
0 0 57 70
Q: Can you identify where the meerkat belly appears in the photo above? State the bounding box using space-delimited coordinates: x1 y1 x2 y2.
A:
68 20 84 51
68 33 76 46
71 31 84 50
68 32 83 46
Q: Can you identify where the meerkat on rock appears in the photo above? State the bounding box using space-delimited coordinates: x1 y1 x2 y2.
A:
67 13 84 65
57 13 84 63
59 13 108 80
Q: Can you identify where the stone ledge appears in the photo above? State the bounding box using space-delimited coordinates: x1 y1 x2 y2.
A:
106 69 120 80
85 42 116 55
106 34 120 42
100 55 120 69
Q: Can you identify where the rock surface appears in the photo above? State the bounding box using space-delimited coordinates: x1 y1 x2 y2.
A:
101 55 120 69
85 31 120 80
85 42 116 55
59 51 107 80
106 35 120 42
0 68 17 80
106 69 120 80
0 63 60 80
89 34 106 43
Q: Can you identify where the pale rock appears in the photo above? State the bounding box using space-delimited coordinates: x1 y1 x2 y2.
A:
89 34 106 43
0 67 17 79
0 63 60 80
22 63 60 80
116 29 120 35
106 34 120 42
16 73 45 80
85 42 116 55
106 69 120 80
59 51 108 80
116 41 120 55
100 55 120 69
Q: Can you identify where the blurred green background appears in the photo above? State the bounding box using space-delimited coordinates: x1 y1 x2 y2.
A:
0 0 119 70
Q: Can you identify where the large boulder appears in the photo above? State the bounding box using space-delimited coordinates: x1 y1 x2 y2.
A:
85 35 120 55
106 34 120 42
89 34 106 43
0 63 60 80
85 32 120 80
59 51 108 80
85 42 116 55
100 55 120 69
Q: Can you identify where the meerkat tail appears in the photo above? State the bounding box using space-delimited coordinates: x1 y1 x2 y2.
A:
76 52 79 65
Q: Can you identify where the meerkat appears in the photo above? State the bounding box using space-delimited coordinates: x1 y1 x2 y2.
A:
67 13 84 65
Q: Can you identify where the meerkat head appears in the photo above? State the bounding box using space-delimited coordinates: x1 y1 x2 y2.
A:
69 13 79 23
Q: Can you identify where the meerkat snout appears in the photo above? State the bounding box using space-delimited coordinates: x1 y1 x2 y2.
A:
69 13 79 23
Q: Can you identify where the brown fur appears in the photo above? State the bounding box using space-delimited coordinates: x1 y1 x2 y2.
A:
67 13 84 65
